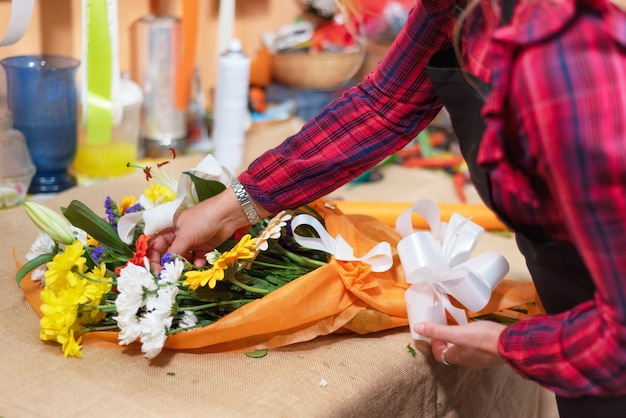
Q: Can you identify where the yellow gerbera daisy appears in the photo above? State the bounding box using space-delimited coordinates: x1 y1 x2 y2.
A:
184 267 225 290
183 234 257 290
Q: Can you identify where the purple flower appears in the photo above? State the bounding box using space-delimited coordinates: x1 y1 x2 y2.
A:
91 246 106 263
160 252 174 266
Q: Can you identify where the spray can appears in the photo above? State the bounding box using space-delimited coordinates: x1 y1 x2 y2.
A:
212 38 250 172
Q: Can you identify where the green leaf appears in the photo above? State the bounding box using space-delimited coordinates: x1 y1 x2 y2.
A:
406 343 417 357
244 349 268 358
62 200 134 258
184 172 226 202
15 253 54 287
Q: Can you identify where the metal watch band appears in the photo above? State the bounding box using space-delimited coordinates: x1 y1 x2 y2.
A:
231 179 262 225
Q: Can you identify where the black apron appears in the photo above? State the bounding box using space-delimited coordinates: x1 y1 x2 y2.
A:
425 46 626 418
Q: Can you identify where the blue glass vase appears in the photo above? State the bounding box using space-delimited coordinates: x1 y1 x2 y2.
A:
1 55 80 194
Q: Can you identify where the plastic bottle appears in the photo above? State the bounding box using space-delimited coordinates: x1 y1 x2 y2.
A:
186 68 213 153
212 38 251 172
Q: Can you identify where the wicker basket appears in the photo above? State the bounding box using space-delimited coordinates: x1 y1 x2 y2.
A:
271 49 365 90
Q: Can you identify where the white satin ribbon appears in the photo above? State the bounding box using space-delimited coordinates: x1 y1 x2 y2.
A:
0 0 35 46
396 199 509 340
290 214 393 272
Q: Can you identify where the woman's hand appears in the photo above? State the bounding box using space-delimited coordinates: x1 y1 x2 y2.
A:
147 188 253 269
414 321 507 369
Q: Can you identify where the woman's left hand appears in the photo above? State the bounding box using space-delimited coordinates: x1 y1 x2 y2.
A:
414 321 507 369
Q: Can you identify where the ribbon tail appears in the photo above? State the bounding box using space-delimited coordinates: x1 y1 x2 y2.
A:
439 292 468 325
405 283 447 341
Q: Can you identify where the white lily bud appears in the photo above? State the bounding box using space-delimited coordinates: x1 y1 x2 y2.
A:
23 201 75 245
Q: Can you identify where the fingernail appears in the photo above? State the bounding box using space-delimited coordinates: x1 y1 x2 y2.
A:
414 323 425 334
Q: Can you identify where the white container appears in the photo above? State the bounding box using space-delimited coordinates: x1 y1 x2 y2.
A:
212 39 250 172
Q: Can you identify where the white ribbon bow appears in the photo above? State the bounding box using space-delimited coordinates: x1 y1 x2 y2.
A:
396 199 509 340
290 214 393 272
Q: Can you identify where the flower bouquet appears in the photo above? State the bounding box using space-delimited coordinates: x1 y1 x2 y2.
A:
16 152 543 360
16 153 406 359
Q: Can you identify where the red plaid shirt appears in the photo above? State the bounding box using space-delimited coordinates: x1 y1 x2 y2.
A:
239 0 626 397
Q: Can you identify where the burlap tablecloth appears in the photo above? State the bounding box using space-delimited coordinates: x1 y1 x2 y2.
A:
0 119 558 417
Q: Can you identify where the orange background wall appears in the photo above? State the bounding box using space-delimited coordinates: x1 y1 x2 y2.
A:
0 0 302 106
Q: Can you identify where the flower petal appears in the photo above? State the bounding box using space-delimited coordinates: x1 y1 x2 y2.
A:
117 211 144 245
143 198 183 235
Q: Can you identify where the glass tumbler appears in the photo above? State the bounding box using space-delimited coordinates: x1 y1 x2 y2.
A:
1 55 80 194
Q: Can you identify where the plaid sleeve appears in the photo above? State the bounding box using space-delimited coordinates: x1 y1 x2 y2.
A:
497 0 626 397
239 0 457 213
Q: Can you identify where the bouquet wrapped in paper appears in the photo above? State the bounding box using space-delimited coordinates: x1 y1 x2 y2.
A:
16 154 542 359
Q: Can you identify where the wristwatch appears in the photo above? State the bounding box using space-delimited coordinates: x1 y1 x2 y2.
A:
231 179 262 225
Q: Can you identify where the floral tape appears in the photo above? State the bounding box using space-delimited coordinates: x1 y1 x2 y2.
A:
0 0 34 46
290 213 393 272
396 199 509 340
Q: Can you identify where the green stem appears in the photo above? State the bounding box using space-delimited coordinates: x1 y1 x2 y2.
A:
229 275 269 295
247 259 302 270
77 324 119 333
168 322 215 334
274 244 326 268
178 299 255 311
86 304 117 312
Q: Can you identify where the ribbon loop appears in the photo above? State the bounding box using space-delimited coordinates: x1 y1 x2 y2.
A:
291 214 393 272
0 0 34 46
398 199 509 340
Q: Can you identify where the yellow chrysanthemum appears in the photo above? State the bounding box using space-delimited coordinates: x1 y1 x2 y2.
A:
79 263 112 323
39 286 80 342
118 195 137 214
59 329 83 358
39 258 111 357
144 183 176 205
183 235 257 290
44 241 87 291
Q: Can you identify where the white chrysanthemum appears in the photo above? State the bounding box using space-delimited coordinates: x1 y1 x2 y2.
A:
26 233 55 260
114 260 157 331
26 233 56 285
159 258 184 285
146 286 178 320
179 311 198 329
115 313 142 345
117 259 158 295
139 312 172 359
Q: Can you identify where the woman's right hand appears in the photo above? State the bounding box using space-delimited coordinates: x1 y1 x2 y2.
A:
147 187 256 269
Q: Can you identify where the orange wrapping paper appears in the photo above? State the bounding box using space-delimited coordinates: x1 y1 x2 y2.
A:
20 202 539 354
334 200 508 231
